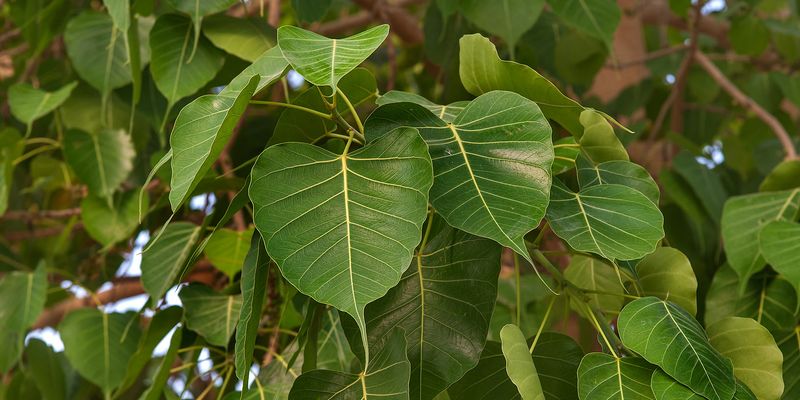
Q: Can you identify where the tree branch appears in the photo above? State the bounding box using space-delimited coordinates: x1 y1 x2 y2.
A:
2 207 81 221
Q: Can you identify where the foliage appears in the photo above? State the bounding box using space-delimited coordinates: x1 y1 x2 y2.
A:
0 1 799 399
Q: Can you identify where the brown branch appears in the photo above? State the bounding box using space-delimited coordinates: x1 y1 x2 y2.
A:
2 207 81 221
669 1 704 135
605 45 688 69
4 222 84 242
350 0 423 44
695 50 798 159
267 0 280 27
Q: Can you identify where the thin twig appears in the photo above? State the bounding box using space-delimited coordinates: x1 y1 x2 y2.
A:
2 208 81 221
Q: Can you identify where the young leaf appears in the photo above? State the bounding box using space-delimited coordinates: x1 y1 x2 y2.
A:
635 247 698 316
149 13 225 106
179 284 242 347
63 128 135 199
760 220 800 291
721 189 800 290
204 227 254 278
366 90 553 261
549 0 620 49
707 317 784 400
458 33 585 136
459 0 544 58
288 329 410 400
202 15 275 62
564 255 626 314
8 81 77 130
249 127 432 363
500 324 545 400
546 179 664 261
354 214 502 400
760 159 800 191
81 191 143 246
140 222 202 303
277 24 389 90
60 310 141 396
64 12 133 93
577 157 659 205
235 234 269 385
618 297 736 400
577 353 655 400
578 110 628 163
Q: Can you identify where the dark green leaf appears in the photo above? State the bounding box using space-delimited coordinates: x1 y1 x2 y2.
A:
459 0 544 57
235 234 269 386
577 353 655 400
760 159 800 192
0 264 47 372
64 12 133 93
63 128 135 198
141 222 202 303
292 0 332 22
81 191 143 246
25 339 66 400
549 0 621 49
179 283 242 347
203 15 275 62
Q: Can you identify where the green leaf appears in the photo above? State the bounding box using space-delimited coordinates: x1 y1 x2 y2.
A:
549 0 620 49
577 157 659 205
64 12 133 93
672 151 728 226
149 13 225 106
376 90 467 123
564 255 625 314
459 0 544 57
292 0 332 22
25 339 66 400
179 284 242 347
8 81 77 129
165 0 237 60
141 222 201 303
777 329 800 399
118 306 183 394
355 214 502 400
277 24 389 90
500 324 544 400
635 247 698 316
578 110 628 163
618 297 736 400
707 317 784 400
760 220 800 292
721 189 800 290
366 90 553 260
235 234 269 385
547 179 664 261
450 333 583 400
81 191 143 246
458 33 586 137
288 330 410 400
553 137 579 175
0 128 23 215
650 369 704 400
103 0 130 33
168 46 288 211
760 159 800 191
204 227 254 278
577 353 655 400
60 310 141 396
249 127 432 363
730 16 770 56
202 15 275 62
0 264 47 372
63 128 135 198
140 327 183 400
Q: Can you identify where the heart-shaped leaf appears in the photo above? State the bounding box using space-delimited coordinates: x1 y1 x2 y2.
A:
721 189 800 290
546 179 664 261
8 81 77 130
81 192 143 246
564 255 627 314
165 0 238 59
459 0 544 58
352 214 501 400
64 12 133 93
235 234 269 386
277 24 389 90
458 33 585 136
577 353 655 400
577 157 658 204
708 317 784 400
366 90 553 260
501 324 545 400
635 247 698 316
202 15 275 62
288 329 410 400
578 110 629 163
0 264 46 372
140 222 201 303
549 0 620 49
204 227 253 278
618 297 736 400
25 339 67 400
249 127 432 362
377 90 467 123
63 128 135 198
760 220 800 291
179 283 242 347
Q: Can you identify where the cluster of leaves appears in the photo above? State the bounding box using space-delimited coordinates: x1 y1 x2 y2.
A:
1 0 800 399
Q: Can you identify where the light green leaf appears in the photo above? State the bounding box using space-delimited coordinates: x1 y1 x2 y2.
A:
149 13 225 106
760 220 800 291
564 255 626 314
103 0 130 33
165 0 237 60
0 264 47 372
577 353 655 400
366 90 553 260
721 189 800 290
202 15 275 62
458 33 585 137
376 90 466 123
547 179 664 261
618 297 736 400
60 310 141 396
81 191 144 246
179 283 242 347
549 0 620 49
650 369 704 400
459 0 544 58
249 127 432 363
356 214 502 400
760 159 800 191
204 227 254 278
500 324 544 400
168 46 288 211
25 339 66 400
277 24 389 90
577 157 658 204
63 128 134 199
707 317 784 400
578 110 628 163
64 12 133 93
450 333 583 400
235 234 269 386
288 330 410 400
8 81 77 129
635 247 698 316
141 222 201 303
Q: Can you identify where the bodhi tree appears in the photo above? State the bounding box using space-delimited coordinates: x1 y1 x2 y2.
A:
1 0 799 399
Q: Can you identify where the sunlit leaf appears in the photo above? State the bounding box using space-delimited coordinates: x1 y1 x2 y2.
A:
553 137 579 175
635 247 698 316
204 227 253 278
